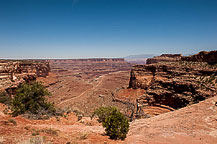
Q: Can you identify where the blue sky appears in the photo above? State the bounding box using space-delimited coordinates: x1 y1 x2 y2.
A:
0 0 217 58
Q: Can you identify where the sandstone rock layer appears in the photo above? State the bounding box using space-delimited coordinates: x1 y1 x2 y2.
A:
129 61 217 110
146 54 182 64
0 60 50 91
182 50 217 64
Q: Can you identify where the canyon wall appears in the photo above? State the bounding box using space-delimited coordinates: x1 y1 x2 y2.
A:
146 50 217 65
129 61 217 110
182 50 217 64
49 58 125 64
146 54 182 64
0 60 50 91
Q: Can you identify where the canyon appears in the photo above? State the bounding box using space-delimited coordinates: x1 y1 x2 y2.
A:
129 61 217 117
0 50 217 143
38 58 133 117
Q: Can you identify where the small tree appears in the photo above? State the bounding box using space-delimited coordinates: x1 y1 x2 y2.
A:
93 107 129 140
0 91 11 105
12 81 56 117
92 106 117 123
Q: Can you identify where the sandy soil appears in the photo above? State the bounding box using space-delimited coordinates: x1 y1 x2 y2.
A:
0 96 216 143
126 96 217 144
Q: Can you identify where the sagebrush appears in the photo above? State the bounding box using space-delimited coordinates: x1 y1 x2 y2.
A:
93 107 129 140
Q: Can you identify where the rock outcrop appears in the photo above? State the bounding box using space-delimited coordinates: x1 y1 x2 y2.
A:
129 61 217 110
146 54 182 64
0 60 50 91
146 50 217 65
182 50 217 64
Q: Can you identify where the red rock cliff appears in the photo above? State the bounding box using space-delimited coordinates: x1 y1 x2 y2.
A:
129 61 217 109
0 60 50 91
146 54 182 64
182 50 217 64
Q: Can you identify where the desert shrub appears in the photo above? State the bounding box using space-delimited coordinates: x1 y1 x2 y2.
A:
8 118 17 125
93 107 129 140
18 136 45 144
11 81 56 117
32 131 40 136
92 106 116 123
40 128 58 136
0 91 11 105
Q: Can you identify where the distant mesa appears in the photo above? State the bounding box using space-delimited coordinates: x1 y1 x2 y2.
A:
146 54 182 64
49 58 125 63
182 50 217 65
124 54 155 59
146 50 217 65
125 54 155 65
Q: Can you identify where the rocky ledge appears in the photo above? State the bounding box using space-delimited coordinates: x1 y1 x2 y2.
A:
146 54 182 64
0 60 50 91
129 61 217 110
182 50 217 65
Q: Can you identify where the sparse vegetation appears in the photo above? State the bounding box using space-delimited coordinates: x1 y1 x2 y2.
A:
92 106 116 123
11 81 57 118
8 119 17 125
30 128 58 137
18 136 49 144
39 128 59 136
93 107 129 140
0 91 11 105
31 129 40 136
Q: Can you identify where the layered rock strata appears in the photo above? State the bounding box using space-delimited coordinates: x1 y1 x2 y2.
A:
49 58 125 63
48 58 132 79
129 61 217 110
146 54 182 64
0 60 50 91
182 50 217 64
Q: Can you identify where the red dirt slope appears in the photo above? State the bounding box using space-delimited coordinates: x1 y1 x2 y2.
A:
126 96 217 144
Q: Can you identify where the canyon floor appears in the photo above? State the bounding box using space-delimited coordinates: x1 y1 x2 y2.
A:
37 59 134 116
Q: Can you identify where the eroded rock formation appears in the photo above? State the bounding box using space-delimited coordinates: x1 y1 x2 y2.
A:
129 61 217 110
146 50 217 65
0 60 50 91
146 54 182 64
182 50 217 64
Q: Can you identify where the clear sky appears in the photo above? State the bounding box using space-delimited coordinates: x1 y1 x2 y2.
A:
0 0 217 58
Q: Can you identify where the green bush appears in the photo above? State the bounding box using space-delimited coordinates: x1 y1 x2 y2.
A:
0 91 11 105
94 107 129 140
11 81 56 117
92 106 117 123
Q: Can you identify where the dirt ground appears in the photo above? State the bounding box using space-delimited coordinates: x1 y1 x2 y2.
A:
0 96 216 143
126 96 217 144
